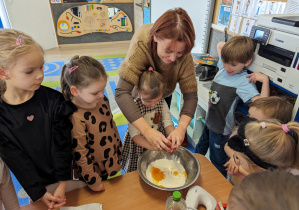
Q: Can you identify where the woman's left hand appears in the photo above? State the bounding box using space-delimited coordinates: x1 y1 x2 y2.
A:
167 126 186 152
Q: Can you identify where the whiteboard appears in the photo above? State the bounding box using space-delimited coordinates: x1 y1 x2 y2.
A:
3 0 58 50
151 0 215 53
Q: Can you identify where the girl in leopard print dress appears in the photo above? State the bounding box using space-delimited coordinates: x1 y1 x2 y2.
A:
122 67 175 173
61 56 122 192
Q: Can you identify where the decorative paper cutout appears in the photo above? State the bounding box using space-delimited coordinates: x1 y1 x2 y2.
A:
57 4 133 37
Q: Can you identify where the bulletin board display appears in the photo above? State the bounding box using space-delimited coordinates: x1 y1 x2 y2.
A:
212 0 288 36
51 2 134 44
57 4 133 37
62 0 133 3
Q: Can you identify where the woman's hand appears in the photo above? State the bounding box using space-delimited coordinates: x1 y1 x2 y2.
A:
167 126 186 151
143 128 172 152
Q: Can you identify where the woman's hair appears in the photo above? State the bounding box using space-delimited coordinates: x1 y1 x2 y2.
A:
60 55 107 101
137 68 164 99
228 171 299 210
245 119 299 169
0 29 43 94
221 36 254 64
249 96 293 124
148 8 195 58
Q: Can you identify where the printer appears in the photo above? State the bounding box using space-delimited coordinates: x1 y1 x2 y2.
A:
248 14 299 120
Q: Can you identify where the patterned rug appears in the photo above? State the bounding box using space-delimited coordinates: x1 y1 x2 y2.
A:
11 54 129 206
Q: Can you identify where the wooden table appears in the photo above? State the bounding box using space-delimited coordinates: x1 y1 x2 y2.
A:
21 154 233 210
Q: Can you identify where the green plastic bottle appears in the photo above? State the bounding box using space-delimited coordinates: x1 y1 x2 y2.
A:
165 191 187 210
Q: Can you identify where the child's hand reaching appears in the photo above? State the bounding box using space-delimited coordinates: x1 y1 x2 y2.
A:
224 157 239 175
246 72 269 84
47 181 67 210
90 183 105 192
40 191 61 210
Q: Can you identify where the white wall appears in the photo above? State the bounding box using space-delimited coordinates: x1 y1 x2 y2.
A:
3 0 58 50
151 0 215 53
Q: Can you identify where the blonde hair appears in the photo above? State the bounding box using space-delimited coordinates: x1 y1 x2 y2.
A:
0 29 43 94
245 119 299 169
60 55 107 101
249 96 293 124
137 69 164 99
221 36 254 63
229 171 299 210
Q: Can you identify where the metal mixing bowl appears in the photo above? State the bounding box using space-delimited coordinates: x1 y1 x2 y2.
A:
137 147 200 191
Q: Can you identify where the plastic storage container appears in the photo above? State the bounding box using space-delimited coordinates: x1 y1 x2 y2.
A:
165 191 187 210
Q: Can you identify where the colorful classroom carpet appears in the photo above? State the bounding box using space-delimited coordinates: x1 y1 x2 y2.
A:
11 54 129 206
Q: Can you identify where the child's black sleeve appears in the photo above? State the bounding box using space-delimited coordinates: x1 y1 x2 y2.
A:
0 135 47 201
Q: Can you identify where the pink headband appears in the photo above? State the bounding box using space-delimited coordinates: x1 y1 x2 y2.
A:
69 66 78 74
282 124 290 133
148 67 153 71
16 35 22 46
260 122 266 128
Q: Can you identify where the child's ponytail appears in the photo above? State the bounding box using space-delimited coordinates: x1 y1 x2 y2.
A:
245 119 298 170
0 79 6 95
137 66 164 98
60 55 107 101
285 121 299 168
60 64 72 101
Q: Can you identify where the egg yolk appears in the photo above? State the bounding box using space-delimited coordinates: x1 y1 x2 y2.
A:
151 167 165 182
173 171 179 176
183 171 187 178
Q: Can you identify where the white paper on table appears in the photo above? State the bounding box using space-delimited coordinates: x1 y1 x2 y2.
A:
60 203 102 210
240 18 256 36
284 0 299 14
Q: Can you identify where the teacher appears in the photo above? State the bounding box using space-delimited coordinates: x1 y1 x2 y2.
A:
115 8 198 152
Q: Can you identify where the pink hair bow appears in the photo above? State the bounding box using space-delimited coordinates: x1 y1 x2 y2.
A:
16 35 23 46
148 67 154 71
282 124 290 133
260 122 267 128
69 66 78 74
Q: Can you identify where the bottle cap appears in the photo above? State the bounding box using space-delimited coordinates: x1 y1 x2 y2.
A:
172 191 181 201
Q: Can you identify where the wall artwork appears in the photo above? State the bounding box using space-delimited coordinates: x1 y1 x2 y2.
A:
63 0 104 3
57 4 133 37
218 5 232 27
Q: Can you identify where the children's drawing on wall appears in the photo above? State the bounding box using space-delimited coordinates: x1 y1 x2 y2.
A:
266 1 282 14
251 0 263 19
232 0 243 15
242 0 256 17
57 4 133 37
229 15 242 34
63 0 105 2
277 2 286 14
259 1 270 15
240 18 256 36
221 0 233 6
218 5 232 27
